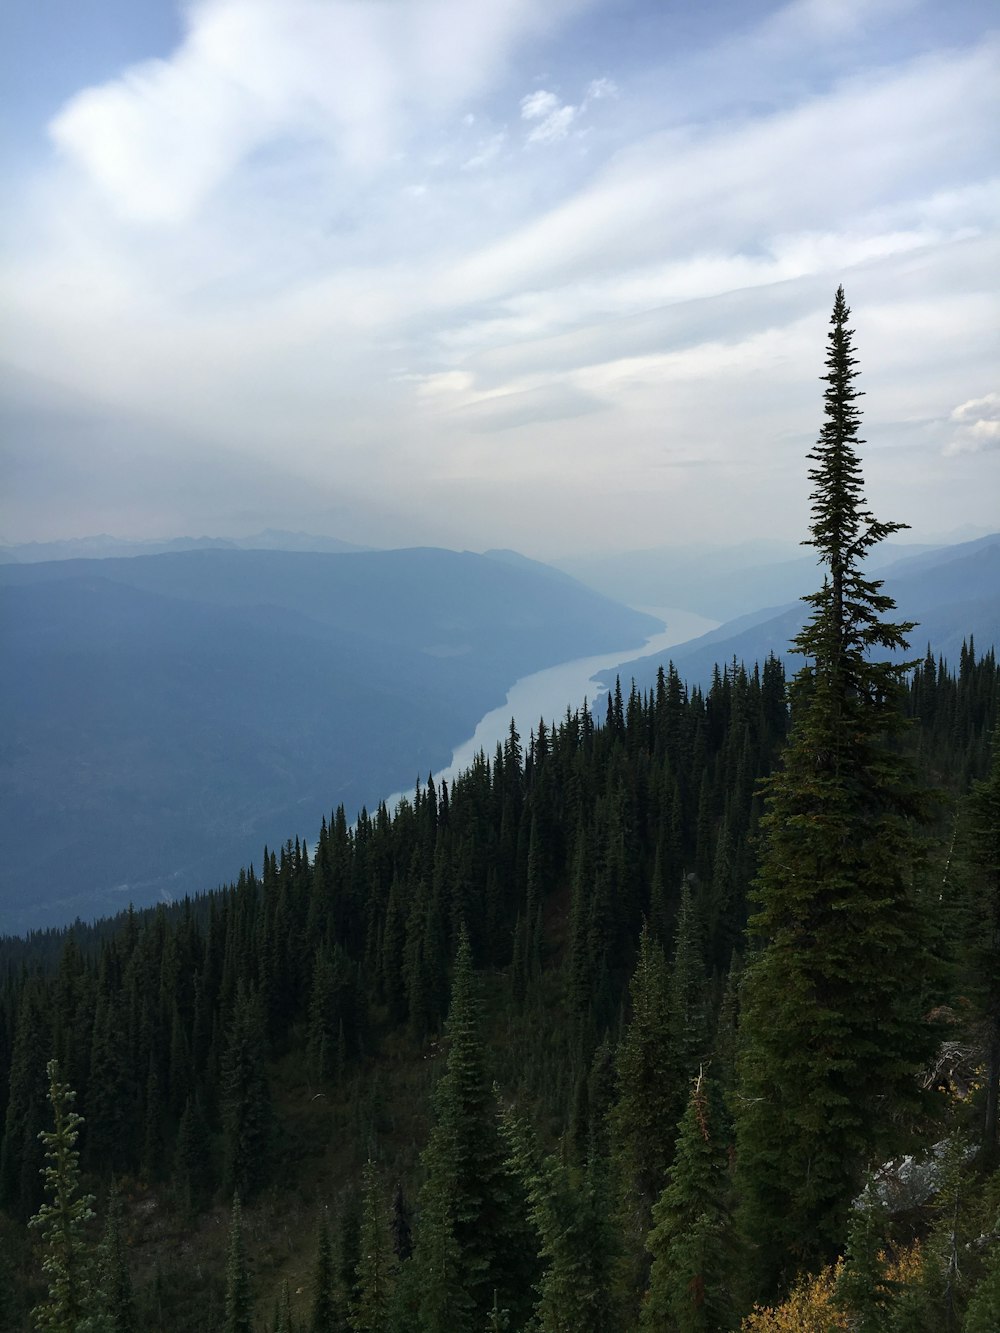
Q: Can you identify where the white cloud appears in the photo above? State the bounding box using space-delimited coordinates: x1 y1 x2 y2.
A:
526 103 577 144
520 90 561 121
463 130 507 170
945 393 1000 455
48 0 587 223
519 76 616 146
5 2 998 552
585 77 618 102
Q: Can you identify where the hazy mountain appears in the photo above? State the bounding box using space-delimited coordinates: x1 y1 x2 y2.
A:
0 547 660 931
0 528 369 563
556 538 941 622
601 534 1000 692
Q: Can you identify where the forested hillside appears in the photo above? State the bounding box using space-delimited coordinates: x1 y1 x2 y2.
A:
3 291 1000 1331
1 643 997 1329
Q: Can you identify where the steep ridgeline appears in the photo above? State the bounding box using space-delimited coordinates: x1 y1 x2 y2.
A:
0 651 997 1330
0 546 660 931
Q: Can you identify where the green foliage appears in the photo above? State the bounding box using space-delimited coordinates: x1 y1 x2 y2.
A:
222 1195 254 1333
503 1110 616 1333
737 288 936 1291
309 1216 336 1333
0 987 50 1221
28 1061 106 1333
221 984 273 1201
412 930 533 1333
97 1182 135 1333
350 1162 391 1333
963 1228 1000 1332
642 1072 735 1332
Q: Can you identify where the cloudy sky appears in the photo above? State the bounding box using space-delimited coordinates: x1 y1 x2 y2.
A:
2 0 997 556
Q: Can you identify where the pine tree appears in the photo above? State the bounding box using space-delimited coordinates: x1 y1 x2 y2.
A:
29 1061 107 1333
222 1194 254 1333
736 286 935 1291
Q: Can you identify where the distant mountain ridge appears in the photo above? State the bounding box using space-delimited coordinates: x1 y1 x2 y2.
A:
601 534 1000 692
0 528 370 563
554 538 944 622
0 546 660 932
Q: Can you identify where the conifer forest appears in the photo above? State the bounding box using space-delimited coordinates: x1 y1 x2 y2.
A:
2 291 999 1331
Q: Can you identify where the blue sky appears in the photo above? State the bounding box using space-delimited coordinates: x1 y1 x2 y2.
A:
2 0 997 554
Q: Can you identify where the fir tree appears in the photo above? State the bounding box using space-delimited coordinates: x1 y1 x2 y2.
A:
412 930 531 1333
642 1071 735 1332
961 723 1000 1164
310 1215 337 1333
29 1061 107 1333
221 983 272 1201
274 1280 294 1333
503 1110 616 1333
222 1194 254 1333
609 923 679 1300
1 985 50 1220
736 286 935 1291
350 1161 390 1333
98 1182 135 1333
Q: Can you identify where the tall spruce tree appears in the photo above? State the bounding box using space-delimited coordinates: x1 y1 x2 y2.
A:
736 286 934 1291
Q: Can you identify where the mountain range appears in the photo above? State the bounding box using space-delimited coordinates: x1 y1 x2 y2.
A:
0 547 659 932
598 533 1000 693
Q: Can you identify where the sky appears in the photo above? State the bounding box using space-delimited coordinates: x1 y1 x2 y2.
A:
1 0 998 557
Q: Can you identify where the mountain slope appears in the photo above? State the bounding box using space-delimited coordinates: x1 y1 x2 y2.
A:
601 535 1000 692
0 548 660 931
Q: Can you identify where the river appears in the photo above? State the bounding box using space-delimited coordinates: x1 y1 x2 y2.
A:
382 604 719 811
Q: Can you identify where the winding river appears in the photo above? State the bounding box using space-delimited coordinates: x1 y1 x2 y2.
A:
382 604 719 810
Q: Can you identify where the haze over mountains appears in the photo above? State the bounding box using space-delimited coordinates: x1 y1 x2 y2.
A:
3 530 996 934
0 546 659 932
599 532 1000 693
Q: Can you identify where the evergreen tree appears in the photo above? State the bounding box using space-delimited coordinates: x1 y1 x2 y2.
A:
609 923 678 1300
736 287 935 1291
29 1061 107 1333
98 1182 136 1333
274 1280 294 1333
310 1215 337 1333
964 1225 1000 1332
961 723 1000 1164
222 1194 254 1333
1 985 51 1220
503 1111 616 1333
412 930 531 1333
221 983 272 1201
642 1071 734 1332
350 1161 390 1333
